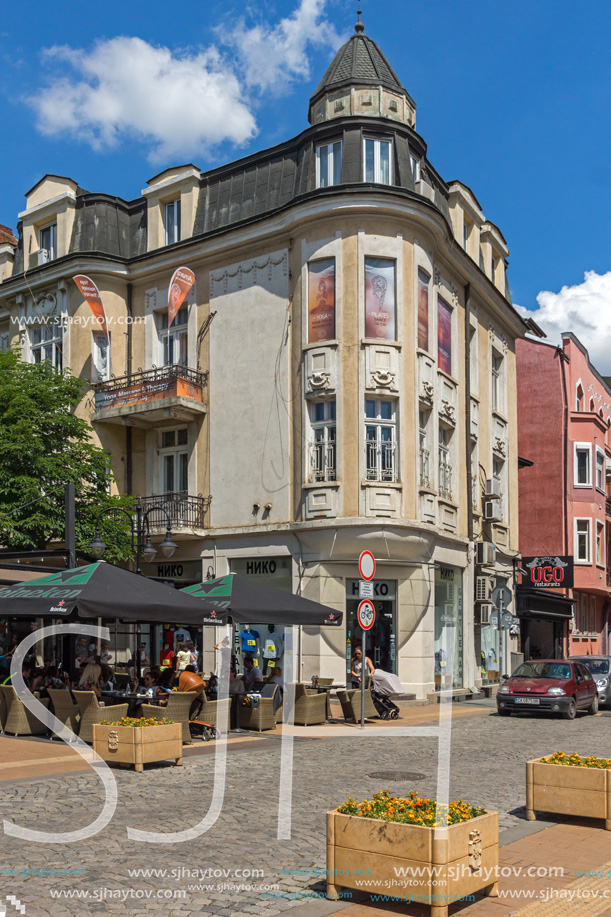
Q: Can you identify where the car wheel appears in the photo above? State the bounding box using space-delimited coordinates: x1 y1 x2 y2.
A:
562 698 577 720
497 709 511 717
587 695 599 715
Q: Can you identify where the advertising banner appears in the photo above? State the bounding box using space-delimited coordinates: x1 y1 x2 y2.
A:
168 266 195 328
308 259 335 343
522 556 574 589
417 269 429 351
365 257 396 340
437 296 452 375
73 275 110 343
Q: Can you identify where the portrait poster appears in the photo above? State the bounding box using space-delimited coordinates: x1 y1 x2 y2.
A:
417 270 429 351
365 257 396 340
308 259 335 343
438 297 452 375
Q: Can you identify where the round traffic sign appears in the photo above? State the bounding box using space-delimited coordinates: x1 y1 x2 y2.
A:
359 551 376 581
357 599 375 631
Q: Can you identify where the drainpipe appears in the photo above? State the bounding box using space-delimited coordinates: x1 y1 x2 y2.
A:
558 346 570 656
125 283 133 495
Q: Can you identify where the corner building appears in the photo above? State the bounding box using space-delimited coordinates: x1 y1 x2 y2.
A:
0 19 528 696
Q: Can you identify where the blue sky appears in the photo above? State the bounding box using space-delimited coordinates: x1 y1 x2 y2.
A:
1 0 610 365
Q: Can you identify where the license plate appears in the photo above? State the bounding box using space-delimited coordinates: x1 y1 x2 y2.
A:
516 697 540 705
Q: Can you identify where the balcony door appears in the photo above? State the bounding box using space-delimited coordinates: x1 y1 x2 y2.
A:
160 428 188 496
158 308 188 367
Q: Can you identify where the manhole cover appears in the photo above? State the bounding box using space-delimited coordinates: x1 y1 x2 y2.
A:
368 771 426 782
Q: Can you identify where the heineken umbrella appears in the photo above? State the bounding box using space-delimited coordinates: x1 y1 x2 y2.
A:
181 574 342 626
0 562 227 626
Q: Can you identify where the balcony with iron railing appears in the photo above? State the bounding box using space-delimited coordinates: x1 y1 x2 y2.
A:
419 448 430 488
438 458 453 501
140 493 211 533
91 364 208 426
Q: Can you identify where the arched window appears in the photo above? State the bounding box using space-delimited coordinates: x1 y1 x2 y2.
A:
589 398 595 412
576 384 584 411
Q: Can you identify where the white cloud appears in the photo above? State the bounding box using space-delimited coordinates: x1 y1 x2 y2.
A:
27 37 257 162
25 0 342 163
224 0 344 92
517 270 611 374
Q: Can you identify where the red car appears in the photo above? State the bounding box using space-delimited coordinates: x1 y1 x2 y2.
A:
496 659 598 719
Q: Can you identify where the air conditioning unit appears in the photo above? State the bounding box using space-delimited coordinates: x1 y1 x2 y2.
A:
484 477 502 498
475 576 493 602
479 603 493 626
476 542 495 566
38 248 50 265
485 501 503 522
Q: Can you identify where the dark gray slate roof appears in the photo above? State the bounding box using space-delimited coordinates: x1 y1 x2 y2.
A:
311 33 406 104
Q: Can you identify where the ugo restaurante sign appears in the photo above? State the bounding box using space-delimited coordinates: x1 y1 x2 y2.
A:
522 556 574 589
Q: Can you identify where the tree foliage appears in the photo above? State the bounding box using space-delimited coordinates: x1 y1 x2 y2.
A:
0 350 136 563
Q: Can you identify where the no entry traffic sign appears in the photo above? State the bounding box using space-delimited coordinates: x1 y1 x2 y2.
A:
358 551 376 581
357 599 375 630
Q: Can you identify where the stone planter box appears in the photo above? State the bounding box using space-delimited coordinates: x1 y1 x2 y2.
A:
526 758 611 829
326 810 498 917
92 723 183 773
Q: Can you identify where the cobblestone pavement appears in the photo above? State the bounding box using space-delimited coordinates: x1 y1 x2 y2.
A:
0 708 609 917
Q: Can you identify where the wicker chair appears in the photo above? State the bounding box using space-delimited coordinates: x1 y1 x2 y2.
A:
337 687 378 722
293 684 328 725
72 691 129 744
198 696 231 734
1 685 49 736
140 692 198 743
238 685 279 732
47 688 80 739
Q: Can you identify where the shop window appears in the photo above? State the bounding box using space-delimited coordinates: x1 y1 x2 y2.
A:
346 580 397 675
434 565 463 690
165 199 181 245
159 427 188 495
574 518 591 564
574 443 592 487
363 137 392 185
365 399 396 482
159 307 188 366
30 322 62 370
309 400 336 482
316 141 342 188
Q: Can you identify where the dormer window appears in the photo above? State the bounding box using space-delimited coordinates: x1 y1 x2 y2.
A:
364 138 392 185
39 223 57 263
164 199 181 245
316 141 342 188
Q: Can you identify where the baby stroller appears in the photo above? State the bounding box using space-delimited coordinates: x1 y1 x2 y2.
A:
371 670 402 719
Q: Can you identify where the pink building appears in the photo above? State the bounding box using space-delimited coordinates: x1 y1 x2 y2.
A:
516 333 611 658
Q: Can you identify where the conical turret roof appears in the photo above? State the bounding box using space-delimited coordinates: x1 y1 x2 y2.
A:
311 32 405 101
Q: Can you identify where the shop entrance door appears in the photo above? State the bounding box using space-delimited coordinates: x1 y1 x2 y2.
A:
346 580 397 680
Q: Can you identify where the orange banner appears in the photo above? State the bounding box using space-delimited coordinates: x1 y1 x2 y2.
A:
73 275 110 342
168 266 195 328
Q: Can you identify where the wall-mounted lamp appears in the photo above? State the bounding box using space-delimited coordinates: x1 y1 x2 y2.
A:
264 502 272 511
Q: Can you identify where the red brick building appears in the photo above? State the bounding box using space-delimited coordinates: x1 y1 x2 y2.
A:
517 332 611 658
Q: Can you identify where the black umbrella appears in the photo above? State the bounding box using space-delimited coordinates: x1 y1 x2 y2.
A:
181 574 342 626
0 562 227 626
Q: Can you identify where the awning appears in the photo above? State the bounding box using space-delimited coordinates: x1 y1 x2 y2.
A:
516 588 575 621
181 573 342 626
0 562 228 626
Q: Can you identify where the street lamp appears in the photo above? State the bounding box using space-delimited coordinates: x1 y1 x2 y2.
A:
88 500 177 575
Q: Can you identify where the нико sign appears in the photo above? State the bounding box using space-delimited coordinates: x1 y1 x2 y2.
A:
522 556 574 588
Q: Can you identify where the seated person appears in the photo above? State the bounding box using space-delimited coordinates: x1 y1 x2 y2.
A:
265 665 285 692
3 662 40 691
138 671 159 697
42 665 67 690
77 663 103 699
99 664 115 690
228 668 246 695
242 656 263 690
157 669 175 694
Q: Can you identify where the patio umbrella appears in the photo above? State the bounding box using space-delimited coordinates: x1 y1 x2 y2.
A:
181 574 342 626
0 561 227 626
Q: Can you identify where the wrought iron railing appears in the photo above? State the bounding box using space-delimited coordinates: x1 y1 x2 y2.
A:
366 439 396 483
419 448 430 488
438 458 453 501
309 441 336 483
93 364 208 395
140 493 212 529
